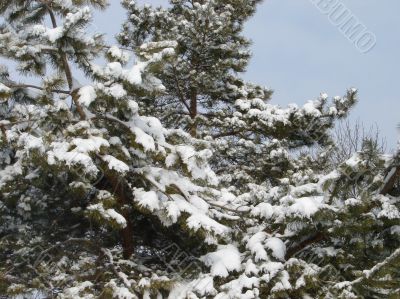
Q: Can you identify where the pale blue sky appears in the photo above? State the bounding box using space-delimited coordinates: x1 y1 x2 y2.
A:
243 0 400 149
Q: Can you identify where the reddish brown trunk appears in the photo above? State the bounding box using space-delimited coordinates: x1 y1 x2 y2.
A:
45 4 86 120
380 166 400 195
105 172 134 259
120 222 134 259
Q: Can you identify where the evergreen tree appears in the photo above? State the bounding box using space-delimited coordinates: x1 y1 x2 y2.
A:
119 0 357 193
234 139 400 298
0 1 399 298
0 1 234 297
118 0 400 298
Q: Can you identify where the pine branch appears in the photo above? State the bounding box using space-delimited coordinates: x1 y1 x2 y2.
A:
6 83 70 95
363 247 400 280
339 247 400 289
101 248 133 289
212 129 246 139
102 45 134 53
285 232 325 260
91 114 135 136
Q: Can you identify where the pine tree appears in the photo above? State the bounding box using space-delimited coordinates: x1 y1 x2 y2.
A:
118 1 400 298
119 0 357 194
234 139 400 298
1 1 399 298
0 1 235 297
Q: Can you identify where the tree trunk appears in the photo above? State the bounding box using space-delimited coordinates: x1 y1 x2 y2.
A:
189 88 197 137
46 4 86 120
104 172 134 259
380 166 400 195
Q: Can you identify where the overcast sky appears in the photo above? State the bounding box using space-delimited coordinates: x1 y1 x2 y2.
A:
29 1 400 148
243 0 400 150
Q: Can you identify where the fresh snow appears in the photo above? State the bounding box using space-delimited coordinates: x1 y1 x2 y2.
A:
106 280 136 299
265 237 286 261
251 202 275 219
345 154 361 168
186 213 230 236
106 209 128 228
17 133 44 152
102 155 130 173
46 27 64 43
303 100 322 117
60 281 93 299
201 245 241 277
87 204 127 228
108 45 130 63
125 61 146 85
105 62 123 78
0 82 10 94
287 196 325 218
78 85 96 107
71 136 109 153
133 127 155 152
47 141 99 175
247 232 268 261
134 189 160 212
108 84 127 99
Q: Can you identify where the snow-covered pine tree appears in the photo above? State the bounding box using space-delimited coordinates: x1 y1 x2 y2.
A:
119 0 265 138
118 0 357 194
0 1 235 297
232 139 400 299
118 1 400 298
1 1 399 298
311 140 400 298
